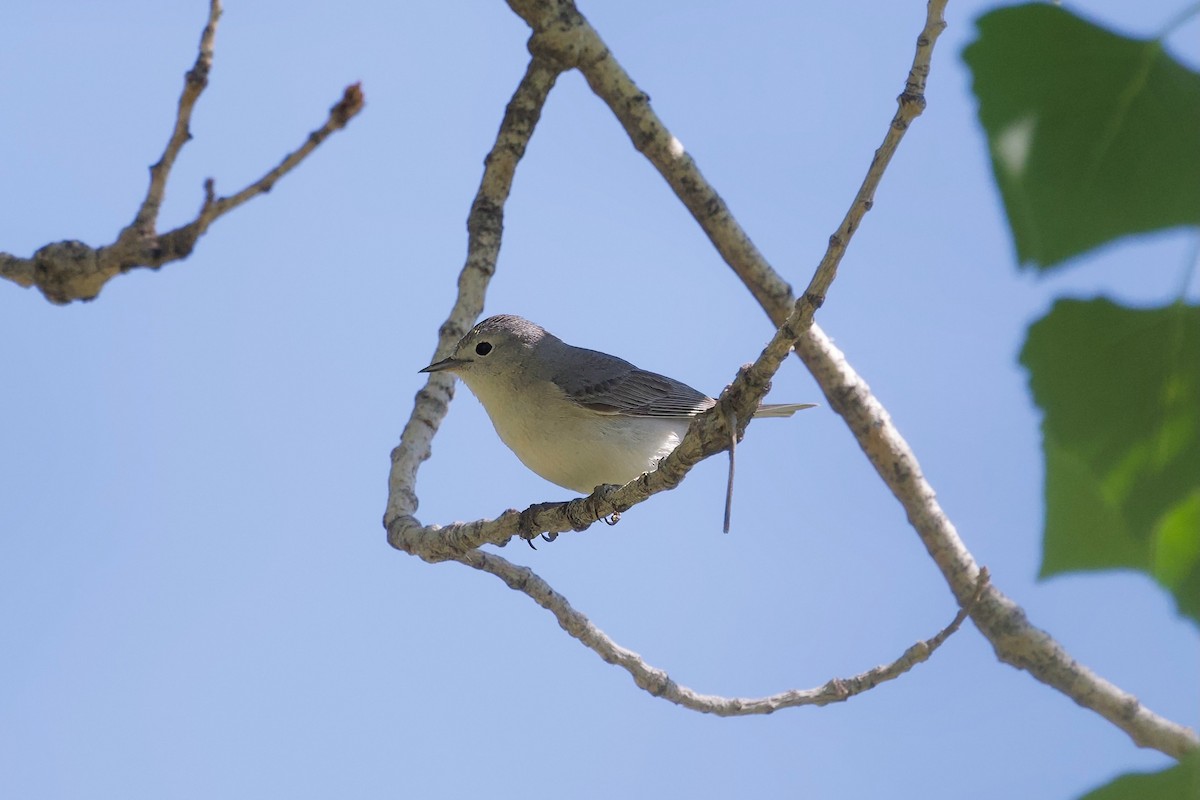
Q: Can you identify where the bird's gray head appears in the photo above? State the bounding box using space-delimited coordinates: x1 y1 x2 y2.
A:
419 315 557 384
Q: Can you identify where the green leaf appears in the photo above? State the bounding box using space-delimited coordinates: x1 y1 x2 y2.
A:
1154 489 1200 621
963 3 1200 270
1021 299 1200 624
1075 751 1200 800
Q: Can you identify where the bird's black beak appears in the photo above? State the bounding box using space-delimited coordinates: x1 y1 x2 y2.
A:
419 357 466 374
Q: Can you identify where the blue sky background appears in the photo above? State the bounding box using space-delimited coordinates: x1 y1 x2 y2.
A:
1 1 1197 798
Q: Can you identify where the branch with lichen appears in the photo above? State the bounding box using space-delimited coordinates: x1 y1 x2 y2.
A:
0 0 364 305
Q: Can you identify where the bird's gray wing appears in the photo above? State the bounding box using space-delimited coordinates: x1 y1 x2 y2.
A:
554 348 714 418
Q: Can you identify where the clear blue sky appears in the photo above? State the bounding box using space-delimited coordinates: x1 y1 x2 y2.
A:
1 1 1196 798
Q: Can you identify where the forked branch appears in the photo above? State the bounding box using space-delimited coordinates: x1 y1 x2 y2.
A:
0 0 364 304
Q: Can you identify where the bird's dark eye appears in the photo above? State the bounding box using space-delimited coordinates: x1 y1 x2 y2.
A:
475 341 493 356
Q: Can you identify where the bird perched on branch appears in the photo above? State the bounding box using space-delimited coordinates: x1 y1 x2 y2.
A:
421 314 814 494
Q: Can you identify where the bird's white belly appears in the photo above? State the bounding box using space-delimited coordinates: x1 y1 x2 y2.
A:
484 396 689 493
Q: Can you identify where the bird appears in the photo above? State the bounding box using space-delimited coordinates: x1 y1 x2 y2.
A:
420 314 814 494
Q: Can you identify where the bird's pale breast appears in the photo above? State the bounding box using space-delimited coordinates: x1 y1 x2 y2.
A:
464 373 688 493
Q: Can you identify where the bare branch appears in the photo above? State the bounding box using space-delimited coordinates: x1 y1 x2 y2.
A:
458 551 988 715
797 326 1200 757
384 57 563 541
130 0 222 237
147 81 365 260
509 0 790 315
193 82 365 226
0 1 364 305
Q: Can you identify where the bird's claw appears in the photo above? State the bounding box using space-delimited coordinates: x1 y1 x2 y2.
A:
519 501 568 547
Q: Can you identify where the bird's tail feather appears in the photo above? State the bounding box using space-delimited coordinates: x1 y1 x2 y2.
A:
753 402 817 418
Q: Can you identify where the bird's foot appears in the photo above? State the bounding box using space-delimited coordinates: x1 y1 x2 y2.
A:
518 501 568 548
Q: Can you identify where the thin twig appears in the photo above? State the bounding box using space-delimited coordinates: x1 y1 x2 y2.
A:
192 83 364 228
130 0 222 237
458 550 989 715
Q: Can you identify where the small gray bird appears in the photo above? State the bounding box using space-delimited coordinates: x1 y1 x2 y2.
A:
420 314 814 494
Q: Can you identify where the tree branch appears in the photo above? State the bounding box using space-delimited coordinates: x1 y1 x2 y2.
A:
798 326 1200 758
384 57 563 543
457 550 988 715
0 0 364 305
130 0 223 238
